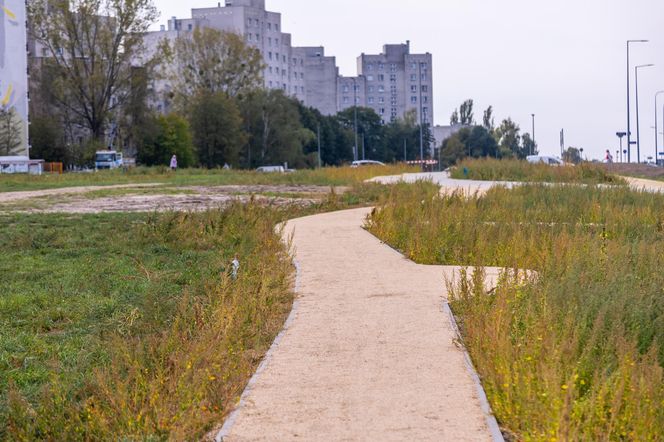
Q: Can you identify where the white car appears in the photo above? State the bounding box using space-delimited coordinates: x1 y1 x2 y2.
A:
350 160 385 168
256 165 286 173
526 155 564 166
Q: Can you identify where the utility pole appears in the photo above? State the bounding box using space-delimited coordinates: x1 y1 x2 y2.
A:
362 133 365 160
403 139 407 162
317 123 322 168
418 61 424 169
627 40 649 163
635 64 654 163
353 78 358 162
655 91 664 166
531 114 536 155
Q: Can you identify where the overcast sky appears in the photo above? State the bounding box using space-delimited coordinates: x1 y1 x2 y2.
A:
155 0 664 160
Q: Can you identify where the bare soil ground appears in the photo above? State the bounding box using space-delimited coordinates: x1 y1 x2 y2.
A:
0 185 345 213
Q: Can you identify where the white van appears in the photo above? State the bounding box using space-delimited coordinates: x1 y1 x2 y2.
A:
526 155 564 166
256 165 286 173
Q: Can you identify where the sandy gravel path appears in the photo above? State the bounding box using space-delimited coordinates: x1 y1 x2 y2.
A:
220 208 502 441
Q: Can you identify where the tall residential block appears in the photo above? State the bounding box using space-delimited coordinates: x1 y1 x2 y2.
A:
356 42 433 125
146 2 434 124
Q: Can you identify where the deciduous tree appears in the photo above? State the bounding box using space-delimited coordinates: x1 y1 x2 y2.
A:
28 0 159 141
191 92 246 168
168 28 264 108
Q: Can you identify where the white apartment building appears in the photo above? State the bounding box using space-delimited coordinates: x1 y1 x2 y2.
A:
146 1 435 124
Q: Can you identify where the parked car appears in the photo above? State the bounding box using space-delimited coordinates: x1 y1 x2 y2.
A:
256 165 286 173
350 160 386 168
526 155 564 166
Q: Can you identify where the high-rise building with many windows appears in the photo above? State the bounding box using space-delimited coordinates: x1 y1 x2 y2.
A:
145 1 434 124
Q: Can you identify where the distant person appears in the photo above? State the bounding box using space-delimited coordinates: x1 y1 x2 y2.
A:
605 150 613 164
170 154 178 171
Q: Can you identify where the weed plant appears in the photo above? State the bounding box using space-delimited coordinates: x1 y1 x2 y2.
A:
0 165 417 193
0 182 391 439
449 158 625 185
367 181 664 440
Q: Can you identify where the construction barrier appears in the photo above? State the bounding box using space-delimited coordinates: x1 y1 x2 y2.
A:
44 162 64 174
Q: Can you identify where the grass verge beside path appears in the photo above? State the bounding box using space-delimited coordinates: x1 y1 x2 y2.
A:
366 182 664 440
0 185 388 440
0 165 418 193
450 158 626 185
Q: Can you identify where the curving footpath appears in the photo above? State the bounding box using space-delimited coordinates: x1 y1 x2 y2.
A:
218 208 503 441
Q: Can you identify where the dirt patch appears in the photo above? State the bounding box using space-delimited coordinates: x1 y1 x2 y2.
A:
0 184 164 203
0 185 347 213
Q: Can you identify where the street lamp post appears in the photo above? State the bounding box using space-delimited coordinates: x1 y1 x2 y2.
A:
656 91 664 166
418 61 424 169
635 64 654 164
616 132 626 163
531 114 536 155
627 40 649 163
352 78 358 162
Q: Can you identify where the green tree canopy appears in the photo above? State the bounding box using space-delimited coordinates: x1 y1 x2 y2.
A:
138 113 195 167
168 28 264 109
239 90 313 168
190 93 246 168
28 0 159 141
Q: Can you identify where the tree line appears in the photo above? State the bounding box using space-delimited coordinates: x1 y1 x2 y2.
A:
25 0 433 169
438 99 538 168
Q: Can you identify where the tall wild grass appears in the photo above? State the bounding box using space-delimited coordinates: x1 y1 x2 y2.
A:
449 158 625 185
2 205 296 440
367 181 664 440
0 164 418 192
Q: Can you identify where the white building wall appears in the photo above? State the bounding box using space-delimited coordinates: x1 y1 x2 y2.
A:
1 0 29 156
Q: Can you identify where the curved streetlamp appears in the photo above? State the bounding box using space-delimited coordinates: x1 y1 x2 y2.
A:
656 90 664 165
626 40 648 163
635 64 654 163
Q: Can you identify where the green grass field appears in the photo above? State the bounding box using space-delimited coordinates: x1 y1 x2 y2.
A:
449 158 626 185
367 182 664 440
0 165 417 193
0 182 389 440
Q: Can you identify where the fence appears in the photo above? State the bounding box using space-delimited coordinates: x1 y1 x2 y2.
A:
44 162 64 174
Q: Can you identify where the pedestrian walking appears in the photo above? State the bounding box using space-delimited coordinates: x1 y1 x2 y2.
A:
605 150 613 164
170 154 178 171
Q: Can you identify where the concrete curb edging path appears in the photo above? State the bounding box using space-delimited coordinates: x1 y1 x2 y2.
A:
218 208 505 441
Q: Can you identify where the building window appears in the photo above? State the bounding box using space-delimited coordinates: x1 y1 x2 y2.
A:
411 85 417 93
275 39 279 45
421 73 427 81
300 72 304 79
420 62 428 69
378 86 385 93
275 52 279 59
367 75 374 81
268 37 272 45
423 96 428 103
379 108 385 115
269 66 273 73
411 96 417 103
378 97 385 103
390 74 397 82
343 85 349 93
367 63 373 71
410 74 417 81
256 34 260 41
421 85 428 92
368 97 374 104
377 74 384 81
268 23 272 30
411 62 417 70
255 19 259 26
283 55 286 63
188 24 193 31
368 86 374 93
379 63 385 70
390 63 397 72
423 107 429 114
343 96 349 104
275 67 279 74
301 86 305 93
269 81 273 87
